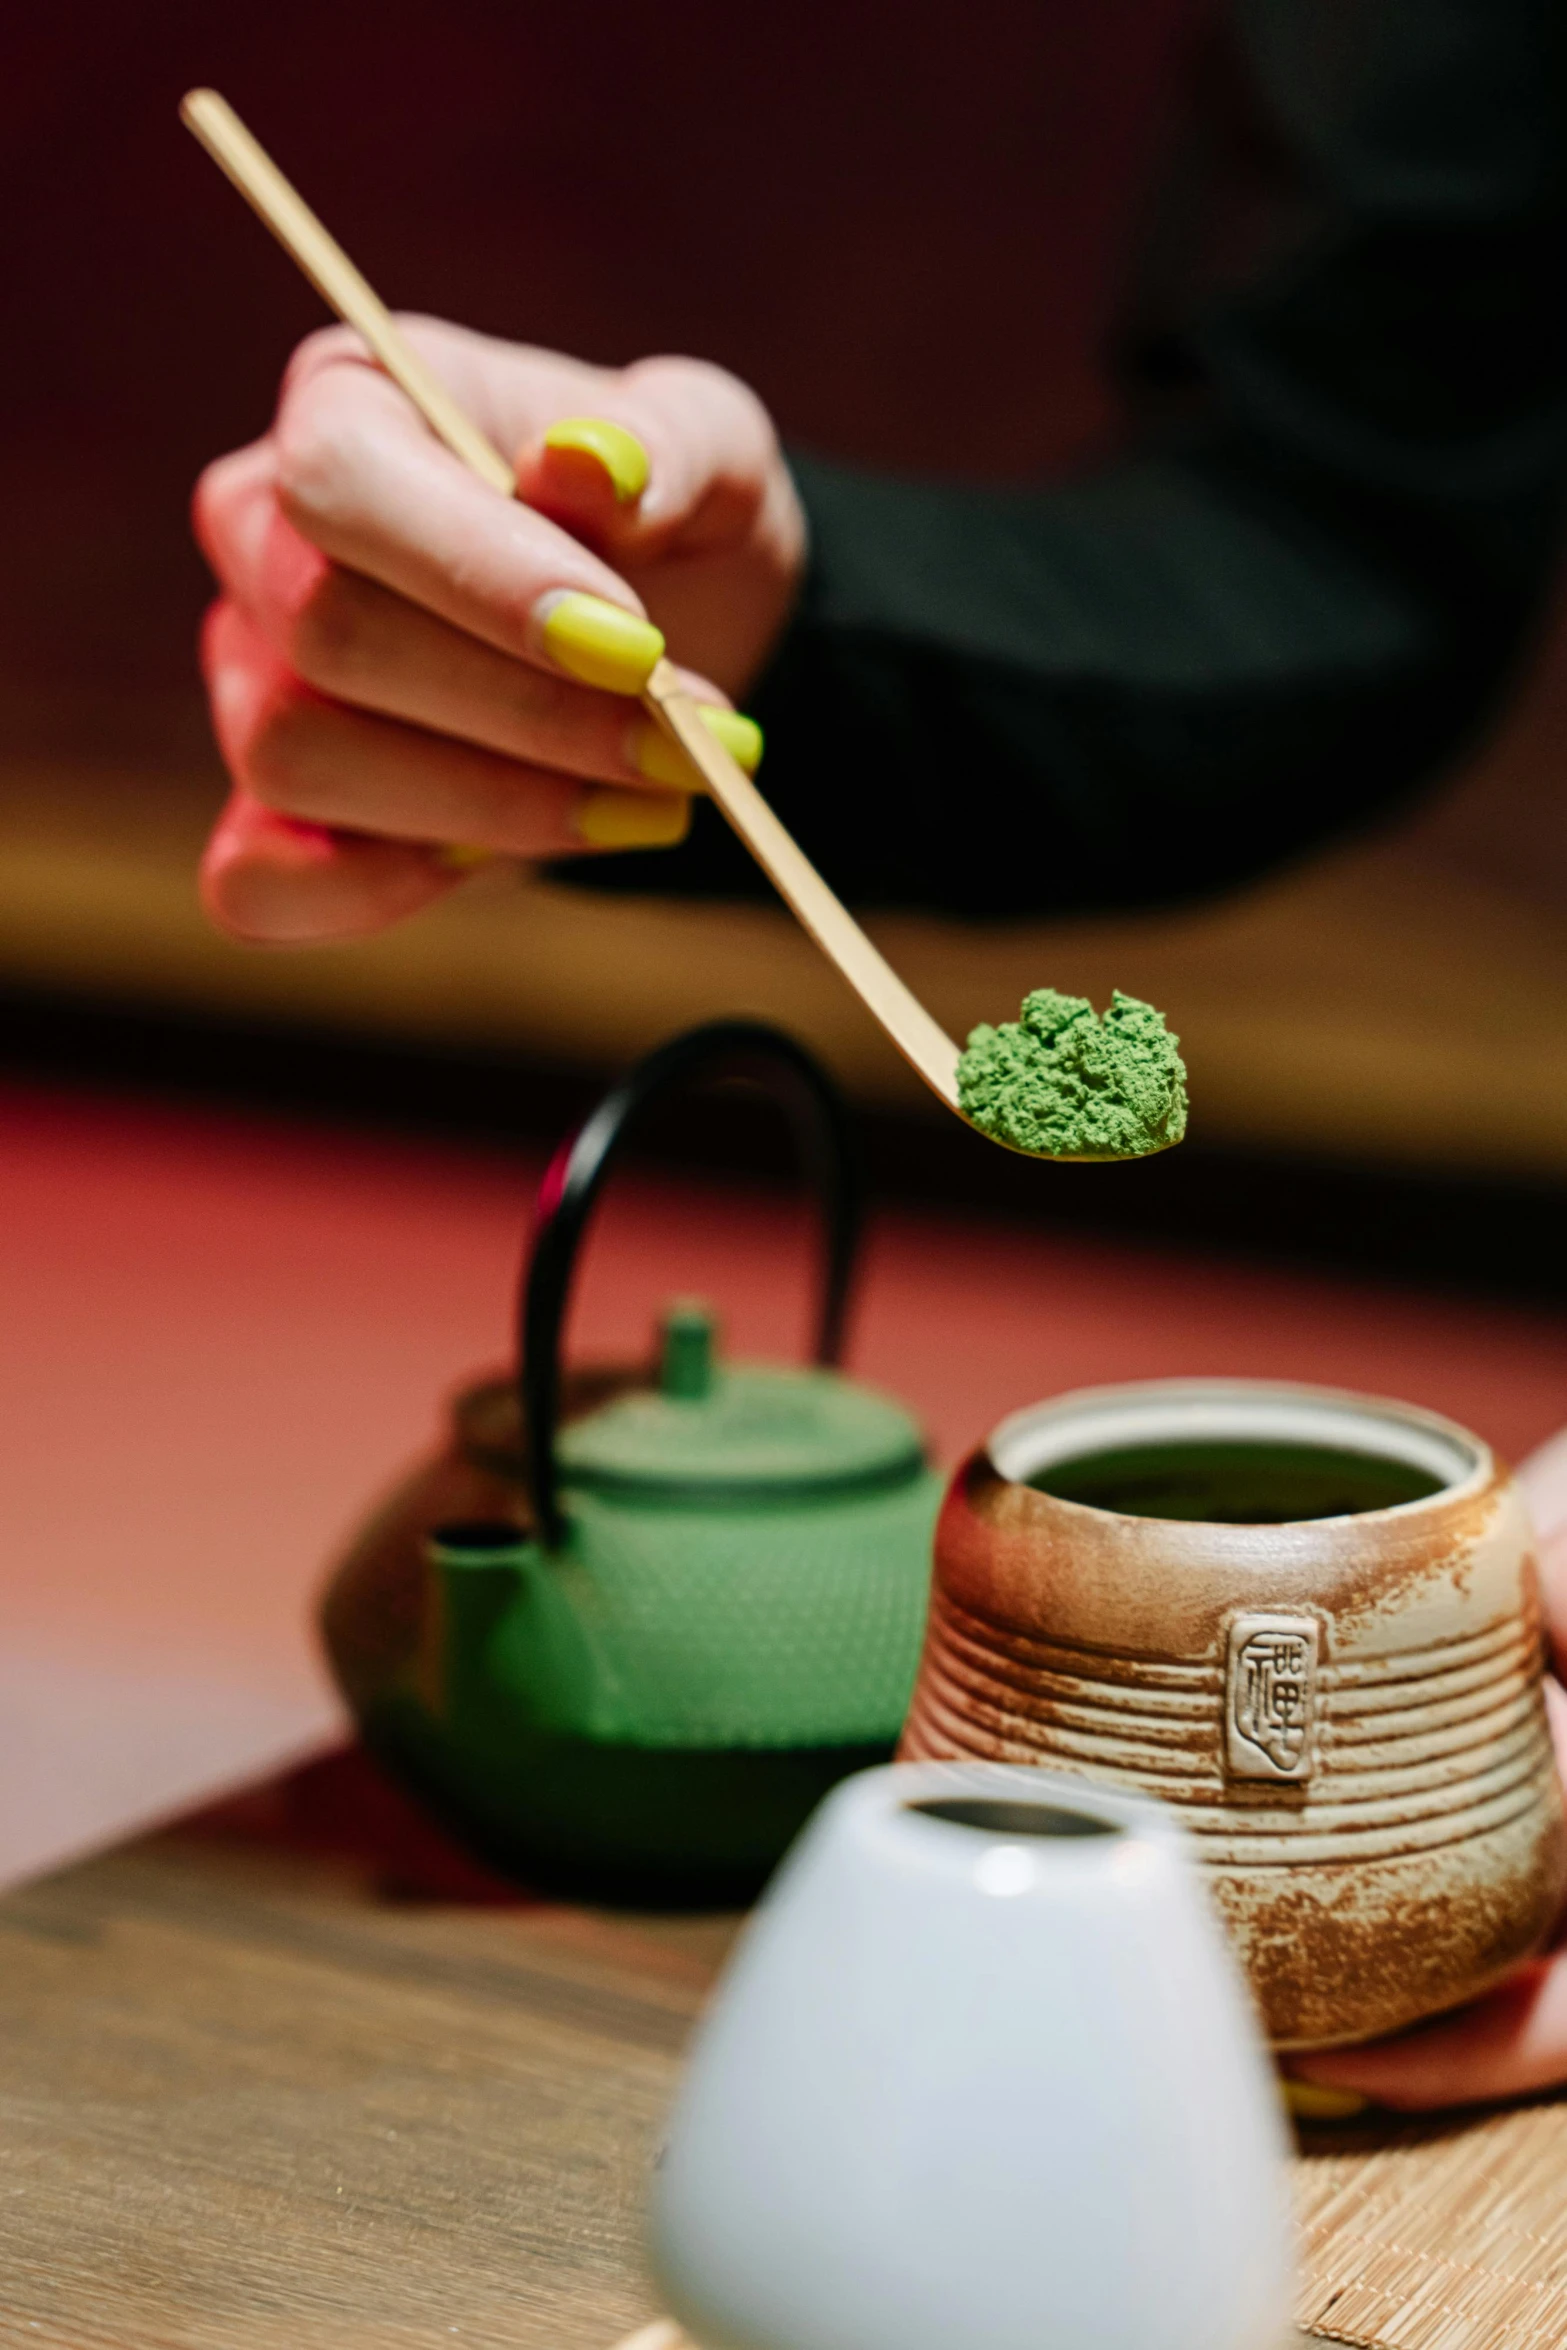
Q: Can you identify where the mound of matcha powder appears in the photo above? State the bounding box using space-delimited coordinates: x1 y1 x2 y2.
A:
957 987 1188 1160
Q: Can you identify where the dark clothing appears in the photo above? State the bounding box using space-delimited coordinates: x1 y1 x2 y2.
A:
586 0 1567 918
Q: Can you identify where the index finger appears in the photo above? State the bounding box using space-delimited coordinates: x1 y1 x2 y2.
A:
272 336 667 695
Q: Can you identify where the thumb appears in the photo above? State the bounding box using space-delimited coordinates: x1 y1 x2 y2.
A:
1518 1429 1567 1678
1521 1425 1567 1547
513 357 781 563
518 414 654 542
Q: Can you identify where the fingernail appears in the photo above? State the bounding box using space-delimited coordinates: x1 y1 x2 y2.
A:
436 843 493 871
1280 2079 1371 2122
633 708 764 789
575 787 692 849
539 591 665 694
542 417 651 505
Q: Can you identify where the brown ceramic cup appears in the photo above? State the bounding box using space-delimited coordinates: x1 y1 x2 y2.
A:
900 1378 1567 2048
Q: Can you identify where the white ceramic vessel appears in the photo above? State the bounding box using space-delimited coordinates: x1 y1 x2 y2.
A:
650 1761 1294 2350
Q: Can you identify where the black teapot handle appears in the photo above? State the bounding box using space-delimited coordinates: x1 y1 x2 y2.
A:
520 1020 861 1549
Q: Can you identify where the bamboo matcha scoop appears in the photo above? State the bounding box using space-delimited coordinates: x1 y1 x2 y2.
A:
180 89 1186 1164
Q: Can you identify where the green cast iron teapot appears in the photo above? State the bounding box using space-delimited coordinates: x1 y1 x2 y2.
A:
321 1021 943 1901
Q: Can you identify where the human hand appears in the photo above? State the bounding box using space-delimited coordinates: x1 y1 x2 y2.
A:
193 317 806 941
1287 1431 1567 2113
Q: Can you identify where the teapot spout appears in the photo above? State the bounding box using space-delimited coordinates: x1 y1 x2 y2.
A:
425 1520 536 1728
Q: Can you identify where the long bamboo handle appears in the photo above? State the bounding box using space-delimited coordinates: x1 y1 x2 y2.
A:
180 88 965 1115
181 91 511 494
648 669 963 1093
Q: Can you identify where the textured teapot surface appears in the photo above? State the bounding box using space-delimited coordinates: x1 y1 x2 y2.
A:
322 1018 947 1900
901 1378 1567 2048
321 1341 942 1898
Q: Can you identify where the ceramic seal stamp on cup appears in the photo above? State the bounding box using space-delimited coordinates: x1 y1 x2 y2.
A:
900 1379 1567 2048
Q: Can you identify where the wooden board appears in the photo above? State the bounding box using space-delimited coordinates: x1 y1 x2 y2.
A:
1 1775 1566 2350
4 737 1567 1178
0 1818 739 2349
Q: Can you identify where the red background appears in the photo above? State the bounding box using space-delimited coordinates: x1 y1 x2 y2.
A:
0 1 1214 753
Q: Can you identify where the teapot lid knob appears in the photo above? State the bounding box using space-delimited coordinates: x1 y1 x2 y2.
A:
660 1298 717 1401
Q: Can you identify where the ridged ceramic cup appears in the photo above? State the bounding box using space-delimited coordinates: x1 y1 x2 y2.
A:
900 1379 1567 2049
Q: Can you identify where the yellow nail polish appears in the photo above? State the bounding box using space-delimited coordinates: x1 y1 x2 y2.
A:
633 707 764 789
1280 2078 1370 2123
437 843 493 871
575 787 692 850
543 417 651 504
540 592 665 694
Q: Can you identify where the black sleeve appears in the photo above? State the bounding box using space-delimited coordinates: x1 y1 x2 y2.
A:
578 0 1567 919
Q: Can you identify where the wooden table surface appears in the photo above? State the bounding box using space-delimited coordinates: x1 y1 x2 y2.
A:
0 1759 743 2350
4 1749 1567 2350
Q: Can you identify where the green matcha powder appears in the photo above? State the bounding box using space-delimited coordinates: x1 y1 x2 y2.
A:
957 987 1188 1160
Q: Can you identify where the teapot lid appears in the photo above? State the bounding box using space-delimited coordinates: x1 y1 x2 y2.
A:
556 1300 926 1502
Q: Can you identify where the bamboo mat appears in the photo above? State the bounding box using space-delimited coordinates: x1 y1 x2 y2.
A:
1296 2101 1567 2347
